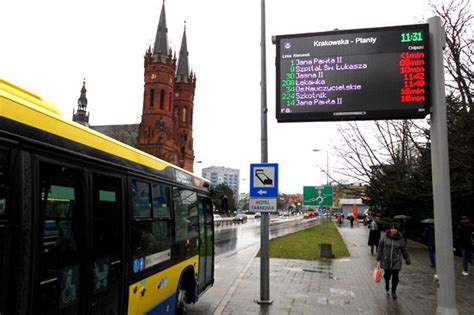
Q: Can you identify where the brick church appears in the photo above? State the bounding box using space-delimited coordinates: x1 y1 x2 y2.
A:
72 3 196 172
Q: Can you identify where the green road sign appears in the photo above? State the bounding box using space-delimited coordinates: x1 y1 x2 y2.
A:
303 186 333 207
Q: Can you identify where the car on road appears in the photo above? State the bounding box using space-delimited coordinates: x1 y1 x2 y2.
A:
254 212 261 219
233 213 247 223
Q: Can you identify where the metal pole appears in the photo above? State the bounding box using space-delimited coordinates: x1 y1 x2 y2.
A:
326 151 329 186
258 0 272 305
326 152 330 229
320 205 323 235
428 16 458 315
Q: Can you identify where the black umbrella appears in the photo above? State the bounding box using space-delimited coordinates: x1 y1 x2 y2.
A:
393 214 412 220
421 218 434 224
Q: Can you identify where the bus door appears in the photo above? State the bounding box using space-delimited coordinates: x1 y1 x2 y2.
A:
37 162 125 315
197 197 214 293
89 173 124 314
0 149 11 314
37 162 85 314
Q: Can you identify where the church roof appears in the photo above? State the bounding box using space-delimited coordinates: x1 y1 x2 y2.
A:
91 124 139 147
176 25 190 83
153 2 170 62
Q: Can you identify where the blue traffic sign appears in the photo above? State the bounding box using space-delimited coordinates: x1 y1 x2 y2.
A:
250 163 278 198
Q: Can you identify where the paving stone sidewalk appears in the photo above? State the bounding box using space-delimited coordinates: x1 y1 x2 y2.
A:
217 223 474 314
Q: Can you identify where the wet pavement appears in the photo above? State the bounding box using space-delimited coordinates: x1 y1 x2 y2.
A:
189 222 474 314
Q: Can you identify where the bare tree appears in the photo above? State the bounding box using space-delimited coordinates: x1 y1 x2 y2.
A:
333 120 424 185
334 0 473 221
430 0 473 110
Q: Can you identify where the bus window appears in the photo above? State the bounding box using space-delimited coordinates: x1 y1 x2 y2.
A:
131 180 172 273
131 180 151 218
90 174 123 314
173 188 198 257
152 182 171 218
38 163 83 315
0 151 8 216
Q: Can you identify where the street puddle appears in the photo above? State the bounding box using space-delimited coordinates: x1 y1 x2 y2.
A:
282 267 303 272
330 288 355 298
316 296 351 306
301 268 339 280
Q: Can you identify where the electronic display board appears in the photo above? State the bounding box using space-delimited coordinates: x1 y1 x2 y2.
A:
275 24 430 122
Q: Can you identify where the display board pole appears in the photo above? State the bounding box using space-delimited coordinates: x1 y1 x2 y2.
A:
258 0 272 305
428 16 458 315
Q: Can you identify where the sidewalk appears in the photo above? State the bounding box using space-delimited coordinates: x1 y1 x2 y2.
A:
191 223 474 314
188 243 261 314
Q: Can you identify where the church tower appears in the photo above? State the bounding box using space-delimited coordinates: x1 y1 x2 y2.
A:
174 24 196 172
137 2 196 172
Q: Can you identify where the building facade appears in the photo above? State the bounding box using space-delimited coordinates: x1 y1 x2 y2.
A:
72 3 196 172
333 184 368 208
339 198 369 218
202 166 240 204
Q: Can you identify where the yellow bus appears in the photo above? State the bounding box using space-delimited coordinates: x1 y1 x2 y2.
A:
0 78 214 314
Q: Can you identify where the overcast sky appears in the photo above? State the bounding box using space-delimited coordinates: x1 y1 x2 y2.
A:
1 0 442 194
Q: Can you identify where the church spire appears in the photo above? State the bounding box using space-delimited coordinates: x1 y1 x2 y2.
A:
72 79 90 127
152 1 169 62
78 79 88 111
176 22 190 83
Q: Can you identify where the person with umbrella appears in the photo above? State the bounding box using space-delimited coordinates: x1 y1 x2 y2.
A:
394 215 411 241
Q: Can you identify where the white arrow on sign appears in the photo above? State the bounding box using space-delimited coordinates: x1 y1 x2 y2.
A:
257 189 267 196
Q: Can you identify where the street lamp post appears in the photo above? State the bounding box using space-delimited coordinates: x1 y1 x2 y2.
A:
195 160 203 177
313 149 331 234
240 178 247 211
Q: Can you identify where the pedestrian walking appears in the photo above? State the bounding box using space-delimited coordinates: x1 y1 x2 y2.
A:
368 218 381 255
349 215 354 228
422 223 436 269
398 220 409 241
455 216 473 276
376 224 411 299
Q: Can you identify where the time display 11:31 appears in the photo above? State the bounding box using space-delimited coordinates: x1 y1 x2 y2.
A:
400 31 423 42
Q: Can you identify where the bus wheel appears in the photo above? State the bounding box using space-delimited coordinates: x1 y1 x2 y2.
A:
176 284 188 315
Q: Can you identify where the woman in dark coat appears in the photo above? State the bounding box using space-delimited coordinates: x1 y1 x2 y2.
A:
376 224 411 299
456 216 473 275
368 218 381 255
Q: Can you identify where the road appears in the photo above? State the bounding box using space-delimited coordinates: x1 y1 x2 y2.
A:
214 215 319 261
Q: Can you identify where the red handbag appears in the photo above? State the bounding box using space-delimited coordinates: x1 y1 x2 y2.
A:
373 262 382 283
